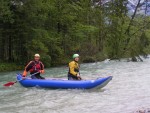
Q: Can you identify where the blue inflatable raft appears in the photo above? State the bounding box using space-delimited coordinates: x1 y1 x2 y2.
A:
17 74 112 89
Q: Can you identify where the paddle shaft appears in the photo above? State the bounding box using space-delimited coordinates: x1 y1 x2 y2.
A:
3 72 40 87
21 71 40 80
77 72 82 80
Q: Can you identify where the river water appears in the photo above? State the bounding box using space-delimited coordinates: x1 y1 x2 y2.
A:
0 58 150 113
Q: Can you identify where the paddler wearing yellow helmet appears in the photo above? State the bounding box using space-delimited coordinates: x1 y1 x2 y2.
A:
22 54 45 79
68 54 82 80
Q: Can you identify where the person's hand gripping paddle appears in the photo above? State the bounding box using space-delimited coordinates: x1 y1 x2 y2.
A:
3 72 40 87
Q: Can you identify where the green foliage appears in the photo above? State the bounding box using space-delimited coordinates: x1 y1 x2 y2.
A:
0 63 23 72
82 56 96 63
0 0 13 23
41 55 51 67
0 0 150 71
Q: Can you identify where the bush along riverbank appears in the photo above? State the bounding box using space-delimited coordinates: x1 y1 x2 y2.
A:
0 57 96 72
0 63 24 72
0 54 146 72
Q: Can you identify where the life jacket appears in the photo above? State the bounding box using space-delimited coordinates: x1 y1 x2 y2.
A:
68 61 80 80
68 61 79 74
29 61 41 73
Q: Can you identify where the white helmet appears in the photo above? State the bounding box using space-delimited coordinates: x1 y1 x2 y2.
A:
73 54 79 59
34 54 40 57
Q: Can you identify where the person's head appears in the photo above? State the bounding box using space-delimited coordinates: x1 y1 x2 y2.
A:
34 54 40 61
73 54 79 62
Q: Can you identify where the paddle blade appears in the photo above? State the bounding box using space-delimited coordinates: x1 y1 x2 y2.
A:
3 82 16 87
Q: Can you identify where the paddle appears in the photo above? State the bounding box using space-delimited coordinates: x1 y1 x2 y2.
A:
3 72 40 87
77 76 82 80
77 73 82 80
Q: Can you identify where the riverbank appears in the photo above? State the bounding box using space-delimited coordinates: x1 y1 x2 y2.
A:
0 63 24 72
0 55 145 72
0 55 104 72
135 108 150 113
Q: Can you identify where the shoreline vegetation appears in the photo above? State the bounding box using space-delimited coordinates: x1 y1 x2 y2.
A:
1 0 150 72
0 63 24 72
0 55 147 72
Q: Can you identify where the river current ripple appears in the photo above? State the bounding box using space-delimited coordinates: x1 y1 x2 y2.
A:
0 58 150 113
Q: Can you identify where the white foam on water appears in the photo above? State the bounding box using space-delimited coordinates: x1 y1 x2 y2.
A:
1 58 150 113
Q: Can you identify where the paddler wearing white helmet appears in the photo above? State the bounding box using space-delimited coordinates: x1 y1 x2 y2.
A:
68 54 82 80
22 53 45 79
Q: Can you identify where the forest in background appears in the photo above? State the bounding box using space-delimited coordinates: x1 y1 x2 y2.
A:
0 0 150 71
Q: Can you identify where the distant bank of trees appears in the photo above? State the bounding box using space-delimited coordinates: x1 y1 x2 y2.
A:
0 0 150 68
